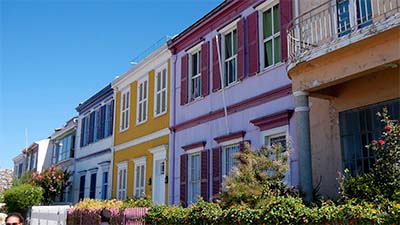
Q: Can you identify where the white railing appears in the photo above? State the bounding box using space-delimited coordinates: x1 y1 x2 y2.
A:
287 0 400 64
30 205 71 225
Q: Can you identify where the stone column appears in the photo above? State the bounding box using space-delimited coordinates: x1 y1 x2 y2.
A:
294 91 313 204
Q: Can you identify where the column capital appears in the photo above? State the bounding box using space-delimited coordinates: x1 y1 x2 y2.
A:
293 91 309 97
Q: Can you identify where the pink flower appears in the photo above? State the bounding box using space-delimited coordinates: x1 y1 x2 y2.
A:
378 140 385 145
385 125 391 131
371 140 377 145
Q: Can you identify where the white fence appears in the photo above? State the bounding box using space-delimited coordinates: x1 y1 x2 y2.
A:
30 205 71 225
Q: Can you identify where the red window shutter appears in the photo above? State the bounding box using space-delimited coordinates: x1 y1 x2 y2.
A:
239 140 251 152
237 18 245 81
212 147 222 197
247 11 260 76
180 154 188 207
200 150 209 201
280 0 293 62
212 36 221 92
180 54 188 105
201 41 210 97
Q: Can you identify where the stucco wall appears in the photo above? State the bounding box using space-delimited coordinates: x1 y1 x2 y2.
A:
112 135 169 202
114 61 170 146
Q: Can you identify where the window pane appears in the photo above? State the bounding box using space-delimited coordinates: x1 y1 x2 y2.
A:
162 69 167 89
192 53 198 75
263 9 272 38
157 73 161 91
273 4 280 33
232 29 237 54
274 36 281 63
144 81 147 99
225 32 232 58
162 91 166 112
264 40 273 67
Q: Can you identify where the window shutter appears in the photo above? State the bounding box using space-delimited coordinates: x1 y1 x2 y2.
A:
247 11 260 76
200 149 209 201
180 154 188 207
212 147 222 197
201 41 210 97
80 117 85 147
109 100 114 135
239 140 251 152
180 55 188 105
237 18 245 81
212 36 221 92
280 0 293 62
88 112 95 144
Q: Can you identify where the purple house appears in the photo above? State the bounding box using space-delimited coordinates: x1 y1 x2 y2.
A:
168 0 296 206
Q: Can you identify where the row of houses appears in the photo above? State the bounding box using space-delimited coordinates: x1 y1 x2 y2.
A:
13 0 400 206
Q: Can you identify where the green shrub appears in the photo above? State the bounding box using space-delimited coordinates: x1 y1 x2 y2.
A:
3 184 43 214
145 204 188 225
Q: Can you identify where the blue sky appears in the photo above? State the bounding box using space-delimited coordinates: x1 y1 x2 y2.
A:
0 0 223 169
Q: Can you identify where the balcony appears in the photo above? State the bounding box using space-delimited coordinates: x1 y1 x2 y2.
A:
287 0 400 69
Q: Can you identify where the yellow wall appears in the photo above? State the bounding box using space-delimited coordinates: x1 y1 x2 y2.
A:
112 135 169 200
114 60 170 145
113 59 170 202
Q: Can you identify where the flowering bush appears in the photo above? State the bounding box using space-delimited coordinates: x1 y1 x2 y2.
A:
340 108 400 203
74 198 123 209
30 165 71 204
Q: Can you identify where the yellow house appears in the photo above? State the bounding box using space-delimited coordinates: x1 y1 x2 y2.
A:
111 43 170 204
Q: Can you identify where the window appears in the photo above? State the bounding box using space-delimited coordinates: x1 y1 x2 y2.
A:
340 99 399 176
261 125 289 184
261 3 281 68
154 66 168 116
101 171 108 200
120 89 130 131
117 163 127 200
89 173 97 199
221 143 240 177
188 153 201 204
137 77 148 124
96 105 106 140
56 134 75 163
18 163 23 178
222 29 238 87
337 0 372 36
189 50 201 100
134 157 146 198
104 100 114 137
79 175 85 200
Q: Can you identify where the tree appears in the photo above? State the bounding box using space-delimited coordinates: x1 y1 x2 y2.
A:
220 142 296 208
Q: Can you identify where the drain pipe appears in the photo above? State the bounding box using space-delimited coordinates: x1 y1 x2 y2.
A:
169 54 178 205
215 35 230 134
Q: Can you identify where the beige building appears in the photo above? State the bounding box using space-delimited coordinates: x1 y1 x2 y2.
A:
287 0 400 200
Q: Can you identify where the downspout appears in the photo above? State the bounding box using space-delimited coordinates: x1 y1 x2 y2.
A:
109 89 117 200
215 35 230 134
170 54 177 205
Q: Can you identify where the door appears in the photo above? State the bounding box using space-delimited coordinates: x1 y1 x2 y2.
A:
153 159 166 204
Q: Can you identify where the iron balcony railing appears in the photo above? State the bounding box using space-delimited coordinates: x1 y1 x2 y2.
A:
287 0 400 64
